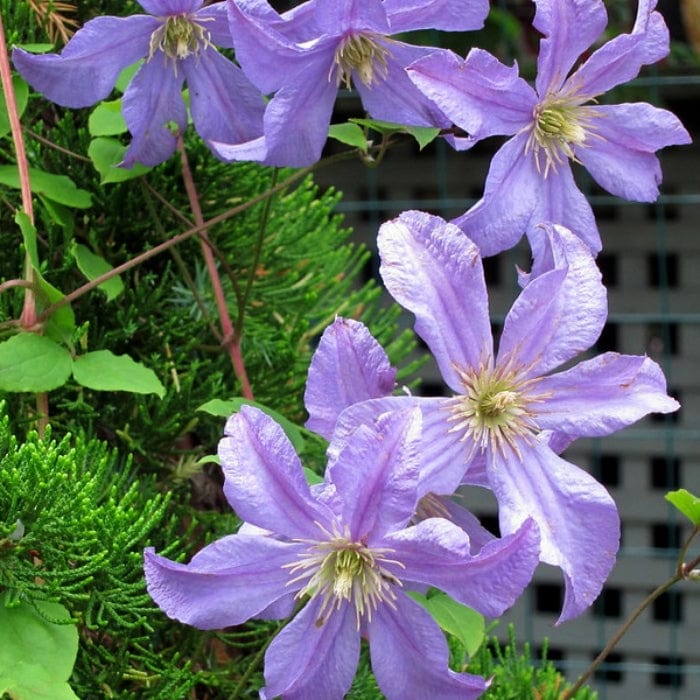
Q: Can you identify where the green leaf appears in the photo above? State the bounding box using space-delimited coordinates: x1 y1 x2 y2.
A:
303 467 323 486
197 398 305 453
88 137 151 183
72 350 165 397
88 99 128 136
666 489 700 525
328 122 368 150
115 61 142 93
0 74 29 137
0 599 79 700
350 118 440 150
12 43 55 53
0 166 92 208
0 333 72 392
16 212 75 341
72 243 124 301
409 591 485 657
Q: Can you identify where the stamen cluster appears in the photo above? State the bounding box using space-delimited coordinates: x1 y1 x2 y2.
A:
333 33 390 89
149 14 210 63
285 524 403 628
447 360 545 458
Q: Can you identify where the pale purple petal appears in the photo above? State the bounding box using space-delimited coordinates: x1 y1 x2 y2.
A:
575 103 691 202
498 223 607 377
219 406 333 539
328 410 422 540
209 135 267 163
384 0 489 32
12 16 155 108
356 42 452 128
533 0 607 95
121 54 186 167
183 48 264 146
314 0 389 33
488 439 620 622
332 395 476 497
369 594 488 700
227 0 319 93
304 317 396 440
567 2 669 97
416 495 495 552
143 535 301 629
378 210 492 390
261 598 360 700
408 48 534 141
138 0 202 14
527 164 601 256
453 133 540 256
537 353 680 436
385 517 539 617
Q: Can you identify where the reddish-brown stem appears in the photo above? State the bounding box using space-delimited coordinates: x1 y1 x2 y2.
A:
0 15 48 433
177 137 254 400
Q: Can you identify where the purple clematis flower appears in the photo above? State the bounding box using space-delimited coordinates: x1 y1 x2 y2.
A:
407 0 691 257
211 0 489 167
319 211 680 622
12 0 265 167
145 405 540 699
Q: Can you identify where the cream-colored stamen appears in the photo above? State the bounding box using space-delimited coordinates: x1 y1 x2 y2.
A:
332 32 391 88
149 14 210 65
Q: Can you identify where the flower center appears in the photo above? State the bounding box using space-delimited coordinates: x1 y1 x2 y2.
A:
285 524 403 628
446 362 544 458
332 32 391 89
149 14 210 64
526 93 597 176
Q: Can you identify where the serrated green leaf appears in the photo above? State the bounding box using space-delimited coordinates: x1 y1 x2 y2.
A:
89 99 127 136
72 243 124 301
328 122 368 150
16 212 75 341
666 489 700 525
350 118 440 149
0 74 29 137
72 350 165 397
409 591 485 657
0 166 91 208
0 599 79 700
197 398 305 452
88 137 150 183
0 333 72 392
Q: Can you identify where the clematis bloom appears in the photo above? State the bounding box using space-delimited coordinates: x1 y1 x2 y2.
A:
145 405 540 699
407 0 691 256
13 0 265 167
212 0 489 166
322 211 679 621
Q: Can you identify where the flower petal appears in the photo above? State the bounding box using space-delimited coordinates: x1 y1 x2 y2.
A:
378 210 492 390
120 53 186 167
487 439 620 622
328 409 422 540
138 0 202 14
532 0 607 95
384 0 489 32
143 535 301 629
575 103 691 202
568 0 670 97
384 517 539 617
183 48 265 147
219 406 333 539
193 2 235 48
332 395 477 497
537 352 679 436
369 594 488 700
407 47 534 141
313 0 389 33
453 132 540 256
12 15 155 108
355 42 452 128
261 598 360 700
498 223 606 377
304 317 396 441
